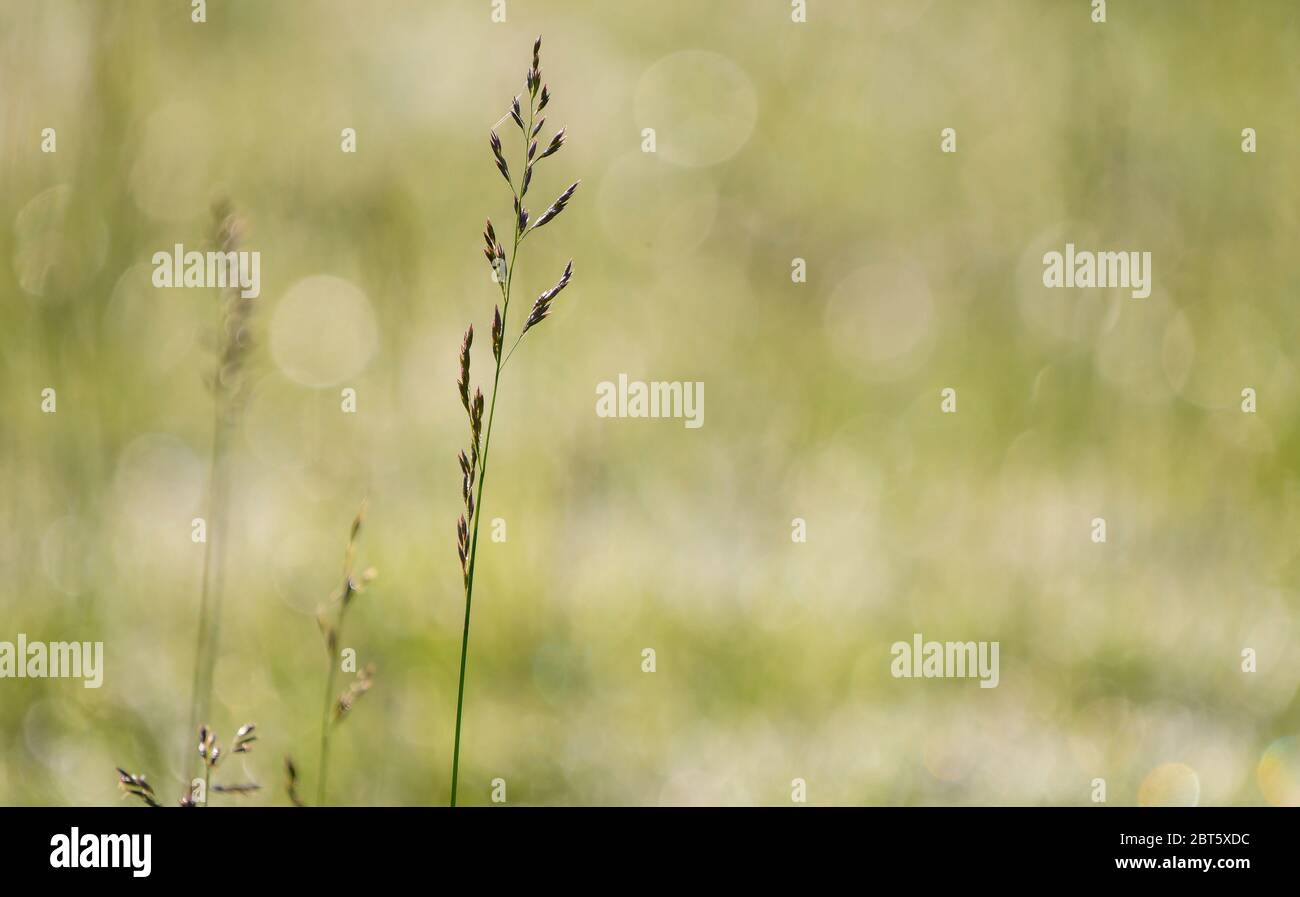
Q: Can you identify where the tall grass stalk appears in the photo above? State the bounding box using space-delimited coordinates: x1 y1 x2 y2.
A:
315 503 376 806
186 200 256 788
451 35 580 806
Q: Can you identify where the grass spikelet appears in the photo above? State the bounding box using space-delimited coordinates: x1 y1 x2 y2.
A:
118 721 259 808
116 769 160 808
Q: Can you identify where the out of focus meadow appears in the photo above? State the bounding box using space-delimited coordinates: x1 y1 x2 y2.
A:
1 0 1299 806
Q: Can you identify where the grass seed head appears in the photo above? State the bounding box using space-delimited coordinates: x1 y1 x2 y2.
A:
491 306 503 360
116 768 161 808
523 260 574 334
457 326 473 413
285 755 305 807
531 180 578 232
489 130 510 184
539 127 566 160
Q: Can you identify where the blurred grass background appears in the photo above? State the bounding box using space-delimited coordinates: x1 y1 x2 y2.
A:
1 0 1299 806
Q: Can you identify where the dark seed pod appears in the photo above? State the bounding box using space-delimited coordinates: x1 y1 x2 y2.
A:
539 127 565 160
530 181 579 231
489 130 510 184
456 326 473 414
522 260 574 335
457 515 469 570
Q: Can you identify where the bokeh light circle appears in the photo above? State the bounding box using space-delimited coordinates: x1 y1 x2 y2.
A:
824 251 934 380
1138 762 1200 807
597 151 718 261
270 275 379 387
1257 736 1300 807
634 50 758 167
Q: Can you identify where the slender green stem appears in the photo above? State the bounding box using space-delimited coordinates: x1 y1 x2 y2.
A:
318 598 351 806
501 329 526 367
451 98 533 808
186 208 254 802
318 650 337 806
187 394 230 795
186 418 217 771
450 236 518 808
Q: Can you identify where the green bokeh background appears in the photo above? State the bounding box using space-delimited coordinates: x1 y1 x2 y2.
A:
1 0 1298 806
